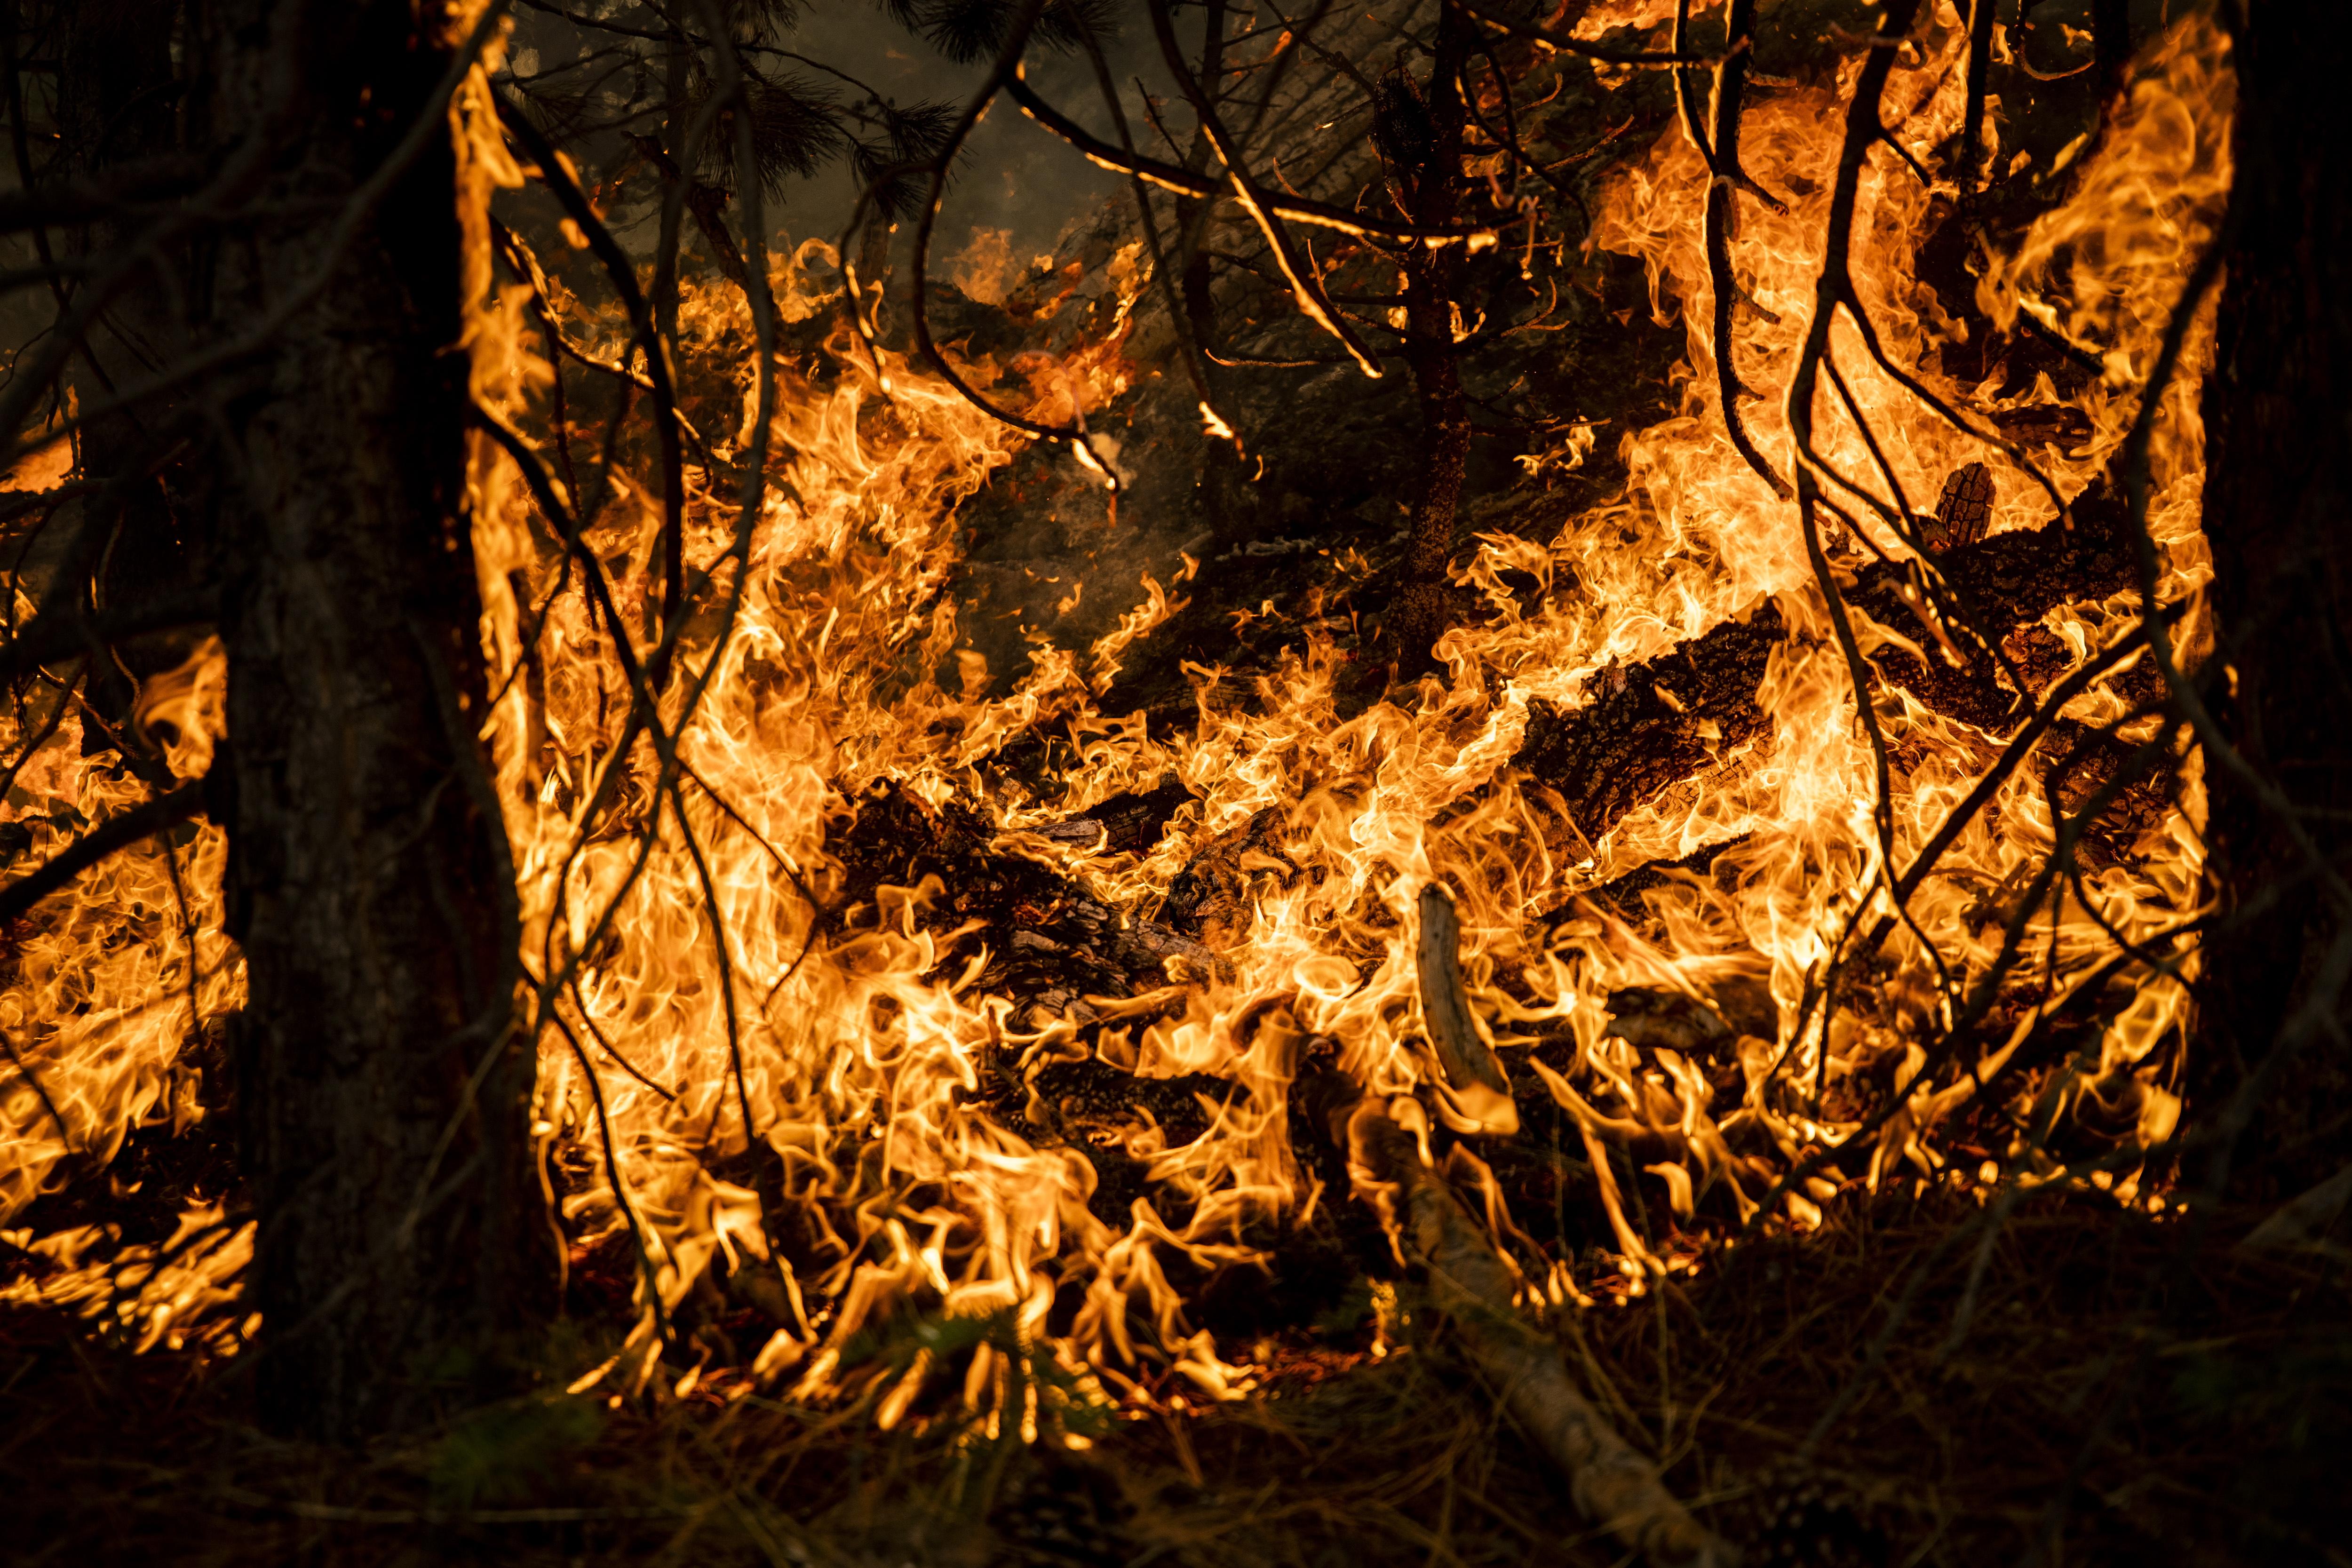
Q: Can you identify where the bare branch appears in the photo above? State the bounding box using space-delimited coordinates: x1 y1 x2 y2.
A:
0 780 205 928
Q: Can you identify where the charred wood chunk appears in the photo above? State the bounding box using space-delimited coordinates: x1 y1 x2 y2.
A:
1163 805 1297 939
969 1051 1232 1226
2040 716 2182 871
1916 472 2136 621
1603 987 1734 1055
1842 475 2139 731
1989 403 2096 456
1041 771 1194 855
1514 605 1785 849
1925 461 1995 553
1578 835 1749 922
833 782 1061 929
834 783 1211 1003
1513 486 2137 897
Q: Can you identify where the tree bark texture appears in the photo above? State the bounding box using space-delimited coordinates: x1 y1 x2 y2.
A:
207 0 541 1438
1383 5 1475 674
2193 0 2352 1196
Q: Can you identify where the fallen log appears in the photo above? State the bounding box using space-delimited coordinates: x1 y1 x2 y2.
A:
1513 478 2140 852
1337 1095 1736 1568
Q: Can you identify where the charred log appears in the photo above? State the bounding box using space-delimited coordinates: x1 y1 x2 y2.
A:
1515 482 2141 852
1038 772 1196 855
1840 474 2139 728
1515 605 1785 852
1161 805 1297 941
833 783 1219 1011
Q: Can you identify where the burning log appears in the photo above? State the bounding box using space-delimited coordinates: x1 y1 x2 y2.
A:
1037 772 1195 855
1838 474 2141 729
1338 1097 1734 1568
832 784 1218 1035
1161 806 1296 941
1515 605 1783 858
1514 479 2142 853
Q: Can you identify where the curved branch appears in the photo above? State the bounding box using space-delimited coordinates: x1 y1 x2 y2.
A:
494 91 688 684
893 4 1122 463
1703 0 1789 496
1073 22 1232 442
1148 0 1382 378
0 781 204 927
1002 74 1496 246
1671 0 1715 171
1779 0 1923 1060
0 588 219 684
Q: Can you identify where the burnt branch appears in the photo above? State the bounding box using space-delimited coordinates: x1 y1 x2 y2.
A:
1700 0 1789 496
0 780 204 928
495 91 690 688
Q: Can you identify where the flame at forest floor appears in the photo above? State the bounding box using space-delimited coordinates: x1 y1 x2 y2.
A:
0 3 2296 1546
3 1183 2344 1566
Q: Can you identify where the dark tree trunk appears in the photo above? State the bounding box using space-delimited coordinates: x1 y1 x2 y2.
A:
205 0 544 1437
1383 5 1475 676
2194 0 2352 1197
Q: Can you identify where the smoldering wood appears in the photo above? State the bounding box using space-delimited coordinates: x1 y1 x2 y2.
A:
1514 477 2141 854
1036 772 1196 855
832 783 1220 1018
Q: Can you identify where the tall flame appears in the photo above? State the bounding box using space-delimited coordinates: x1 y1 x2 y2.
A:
1 4 2232 1427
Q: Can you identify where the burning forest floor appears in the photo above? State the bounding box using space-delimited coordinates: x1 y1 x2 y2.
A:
7 2 2352 1563
5 1186 2347 1566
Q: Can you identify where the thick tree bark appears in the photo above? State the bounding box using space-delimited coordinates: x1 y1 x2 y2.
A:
1383 5 1476 676
2193 0 2352 1197
207 0 543 1437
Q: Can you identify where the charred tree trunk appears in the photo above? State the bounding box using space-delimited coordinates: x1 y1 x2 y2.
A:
1381 6 1475 677
2193 0 2352 1197
207 0 542 1438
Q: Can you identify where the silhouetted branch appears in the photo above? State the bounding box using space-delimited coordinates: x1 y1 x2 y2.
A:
494 89 689 685
1149 0 1382 378
1003 74 1498 245
0 780 204 927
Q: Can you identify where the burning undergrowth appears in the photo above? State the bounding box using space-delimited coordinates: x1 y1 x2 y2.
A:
5 1 2320 1559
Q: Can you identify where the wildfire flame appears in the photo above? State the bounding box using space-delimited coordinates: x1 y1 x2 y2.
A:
1 2 2230 1439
